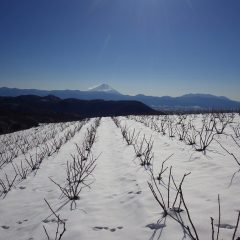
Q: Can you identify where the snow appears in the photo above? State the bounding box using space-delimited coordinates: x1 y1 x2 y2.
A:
0 114 240 240
88 83 120 94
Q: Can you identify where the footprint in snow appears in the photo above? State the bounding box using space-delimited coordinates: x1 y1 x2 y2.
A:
1 225 10 229
107 193 118 199
215 223 235 229
164 143 170 147
43 218 67 224
127 191 142 195
146 223 166 230
191 156 201 161
93 226 104 230
93 226 123 232
16 219 28 224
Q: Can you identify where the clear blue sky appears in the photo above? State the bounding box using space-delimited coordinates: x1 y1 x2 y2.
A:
0 0 240 100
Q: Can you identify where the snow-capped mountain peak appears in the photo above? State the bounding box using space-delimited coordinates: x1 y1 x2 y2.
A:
88 83 120 94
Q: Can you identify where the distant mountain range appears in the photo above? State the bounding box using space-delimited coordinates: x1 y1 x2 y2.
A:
0 84 240 110
0 95 157 134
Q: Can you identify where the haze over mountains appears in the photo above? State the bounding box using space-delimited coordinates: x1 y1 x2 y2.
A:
0 84 240 110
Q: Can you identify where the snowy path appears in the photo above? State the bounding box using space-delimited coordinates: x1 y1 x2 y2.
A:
64 117 161 240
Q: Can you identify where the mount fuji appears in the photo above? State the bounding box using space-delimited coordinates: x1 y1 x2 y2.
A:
88 84 121 95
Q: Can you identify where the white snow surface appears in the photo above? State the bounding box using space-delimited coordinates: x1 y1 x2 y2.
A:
0 115 240 240
88 83 120 94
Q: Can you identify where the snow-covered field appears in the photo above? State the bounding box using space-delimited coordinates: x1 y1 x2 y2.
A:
0 113 240 240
